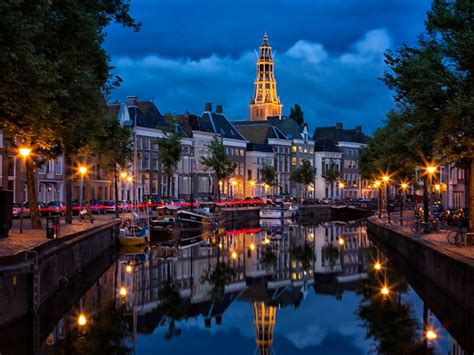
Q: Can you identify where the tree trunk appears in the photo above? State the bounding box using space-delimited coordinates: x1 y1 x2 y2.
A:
64 153 73 224
85 169 93 223
423 175 429 224
468 159 473 232
113 164 119 218
26 158 42 229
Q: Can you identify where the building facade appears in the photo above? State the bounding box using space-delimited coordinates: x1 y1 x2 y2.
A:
249 34 282 121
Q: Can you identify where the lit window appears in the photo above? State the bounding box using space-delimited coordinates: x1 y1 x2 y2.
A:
292 146 297 153
291 158 297 166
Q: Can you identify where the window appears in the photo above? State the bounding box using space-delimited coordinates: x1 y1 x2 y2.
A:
153 153 159 170
247 169 252 180
298 146 303 153
291 157 297 166
144 152 150 169
292 146 297 153
153 143 158 151
7 156 15 176
144 138 150 150
240 149 245 156
136 137 143 150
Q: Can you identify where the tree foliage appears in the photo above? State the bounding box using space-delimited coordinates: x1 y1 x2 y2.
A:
290 243 314 270
201 261 236 303
259 164 277 186
200 135 237 199
289 104 304 126
260 245 277 271
157 119 183 197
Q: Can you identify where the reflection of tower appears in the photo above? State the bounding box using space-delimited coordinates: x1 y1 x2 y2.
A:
249 33 282 121
252 302 276 355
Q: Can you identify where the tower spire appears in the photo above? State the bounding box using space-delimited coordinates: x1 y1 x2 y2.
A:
249 33 282 121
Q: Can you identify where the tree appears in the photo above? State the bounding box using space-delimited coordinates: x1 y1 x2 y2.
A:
260 245 277 271
96 116 132 217
289 104 304 126
424 0 474 231
200 135 237 200
259 164 277 195
157 121 182 198
157 278 184 340
290 243 313 270
322 163 340 200
290 159 315 198
201 261 235 303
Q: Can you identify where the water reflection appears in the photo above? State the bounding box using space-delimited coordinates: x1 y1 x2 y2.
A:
28 220 473 354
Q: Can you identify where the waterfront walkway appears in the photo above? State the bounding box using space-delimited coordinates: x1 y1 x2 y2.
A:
0 214 118 259
371 213 474 261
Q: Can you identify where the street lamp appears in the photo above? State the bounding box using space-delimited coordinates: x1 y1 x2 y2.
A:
382 175 391 224
338 181 345 200
249 180 256 197
374 180 382 218
78 166 87 218
424 165 438 225
374 261 382 271
399 182 409 225
18 147 31 234
77 313 87 327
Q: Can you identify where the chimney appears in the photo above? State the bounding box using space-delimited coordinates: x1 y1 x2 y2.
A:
355 125 362 132
127 96 138 105
336 122 343 129
216 104 223 114
215 315 222 325
204 318 211 328
205 102 212 112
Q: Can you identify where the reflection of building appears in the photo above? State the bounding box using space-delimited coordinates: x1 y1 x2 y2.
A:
253 302 276 355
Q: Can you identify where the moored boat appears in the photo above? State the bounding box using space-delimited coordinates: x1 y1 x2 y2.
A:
119 222 149 246
259 203 298 219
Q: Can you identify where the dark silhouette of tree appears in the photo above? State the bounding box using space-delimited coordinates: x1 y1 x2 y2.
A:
289 104 304 126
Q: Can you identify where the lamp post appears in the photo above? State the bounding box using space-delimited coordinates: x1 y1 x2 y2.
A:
78 166 87 219
338 181 345 202
382 175 390 224
400 182 408 226
120 171 128 201
425 165 437 224
374 181 382 218
18 147 31 234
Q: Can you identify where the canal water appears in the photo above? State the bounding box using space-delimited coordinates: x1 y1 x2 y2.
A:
1 219 472 354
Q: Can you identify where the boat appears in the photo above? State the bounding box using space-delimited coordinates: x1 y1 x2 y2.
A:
119 221 149 246
176 209 212 228
259 203 298 219
150 206 181 242
178 230 207 249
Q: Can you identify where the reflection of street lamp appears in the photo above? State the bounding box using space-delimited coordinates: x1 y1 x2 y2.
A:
78 166 87 216
18 147 31 234
380 285 390 296
119 286 128 298
120 171 127 201
77 313 87 327
374 261 382 271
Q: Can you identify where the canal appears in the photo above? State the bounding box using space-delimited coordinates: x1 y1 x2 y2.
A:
1 219 472 354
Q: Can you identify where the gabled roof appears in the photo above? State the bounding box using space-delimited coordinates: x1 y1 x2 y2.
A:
109 100 168 129
313 125 368 144
267 116 304 140
233 121 288 145
195 112 247 140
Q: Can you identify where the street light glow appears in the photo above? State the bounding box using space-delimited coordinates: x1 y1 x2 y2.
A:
400 182 408 190
19 147 32 157
125 265 133 273
338 182 345 189
78 313 87 326
380 285 390 296
250 180 255 186
78 166 87 175
382 175 390 182
338 238 345 246
231 251 238 260
425 165 437 175
119 286 127 297
250 243 256 251
374 261 382 271
434 184 441 191
120 171 128 178
426 329 438 340
374 181 381 188
126 176 133 183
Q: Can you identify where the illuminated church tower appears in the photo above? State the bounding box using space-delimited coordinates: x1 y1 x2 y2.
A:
252 302 277 355
249 34 282 121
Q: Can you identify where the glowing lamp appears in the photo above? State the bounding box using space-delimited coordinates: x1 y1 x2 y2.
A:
380 286 389 296
250 243 256 251
426 329 437 340
19 148 31 157
374 262 382 271
231 251 238 260
338 238 345 246
119 286 127 297
125 265 133 273
426 165 437 174
120 171 128 178
78 166 87 175
78 313 87 326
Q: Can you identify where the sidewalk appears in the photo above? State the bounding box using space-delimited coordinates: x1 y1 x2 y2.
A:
0 214 118 258
374 212 474 261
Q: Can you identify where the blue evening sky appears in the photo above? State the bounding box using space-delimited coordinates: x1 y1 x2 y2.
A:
105 0 431 133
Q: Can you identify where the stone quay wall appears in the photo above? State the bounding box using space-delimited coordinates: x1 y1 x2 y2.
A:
367 217 474 315
0 221 119 326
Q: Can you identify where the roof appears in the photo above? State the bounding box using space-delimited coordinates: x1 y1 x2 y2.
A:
233 121 287 144
313 125 368 144
314 139 341 152
247 143 274 153
267 116 304 140
108 100 169 129
194 112 246 141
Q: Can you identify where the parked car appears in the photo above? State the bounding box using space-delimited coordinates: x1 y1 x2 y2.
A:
37 201 48 217
89 200 105 214
103 200 116 213
12 203 30 218
47 201 65 216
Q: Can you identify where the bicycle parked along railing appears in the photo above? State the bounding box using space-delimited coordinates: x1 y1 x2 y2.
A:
410 218 440 235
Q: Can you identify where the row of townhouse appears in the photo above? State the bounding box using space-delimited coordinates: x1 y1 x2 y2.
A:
2 97 468 205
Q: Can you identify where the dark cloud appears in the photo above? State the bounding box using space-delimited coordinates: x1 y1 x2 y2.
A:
105 0 431 133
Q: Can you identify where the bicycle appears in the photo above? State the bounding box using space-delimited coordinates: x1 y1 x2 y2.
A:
410 219 440 235
447 230 466 246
